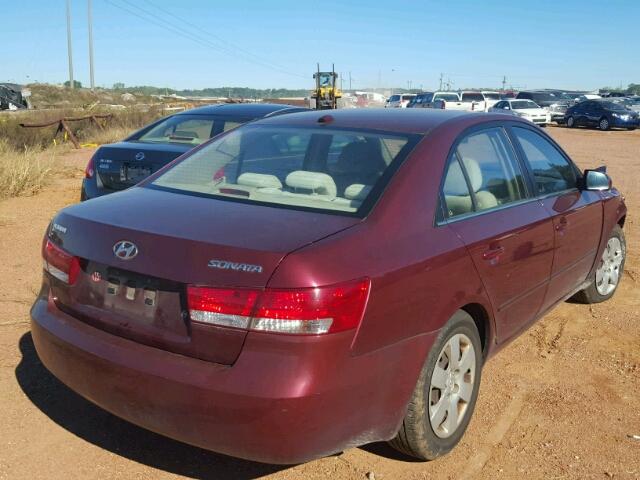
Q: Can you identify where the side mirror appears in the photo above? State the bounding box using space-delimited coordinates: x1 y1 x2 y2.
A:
583 169 612 191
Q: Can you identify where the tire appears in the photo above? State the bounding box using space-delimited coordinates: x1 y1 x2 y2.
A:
572 225 626 304
388 310 483 460
599 116 610 131
566 116 575 128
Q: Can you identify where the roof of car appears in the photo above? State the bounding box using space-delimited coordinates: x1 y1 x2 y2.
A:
177 103 305 117
250 108 493 134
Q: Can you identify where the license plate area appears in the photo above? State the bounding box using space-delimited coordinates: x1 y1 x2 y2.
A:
120 163 152 183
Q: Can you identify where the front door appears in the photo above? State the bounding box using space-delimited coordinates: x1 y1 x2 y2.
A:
509 126 603 312
441 126 554 342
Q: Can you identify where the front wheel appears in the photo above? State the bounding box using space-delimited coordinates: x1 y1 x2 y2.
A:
388 310 483 460
599 116 610 131
566 116 575 128
572 225 625 303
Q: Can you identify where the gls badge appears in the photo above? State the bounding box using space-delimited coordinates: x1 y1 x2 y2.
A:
208 259 263 273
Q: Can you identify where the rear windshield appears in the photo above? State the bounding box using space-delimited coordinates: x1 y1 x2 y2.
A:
511 100 539 109
135 114 248 146
401 95 416 101
150 125 418 215
389 95 400 102
462 93 484 102
434 93 460 102
483 92 500 99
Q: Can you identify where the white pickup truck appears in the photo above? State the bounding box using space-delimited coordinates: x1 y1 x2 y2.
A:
457 91 501 112
407 91 464 109
409 91 502 111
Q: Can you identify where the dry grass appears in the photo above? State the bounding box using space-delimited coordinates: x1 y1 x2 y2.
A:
0 106 165 150
0 141 59 199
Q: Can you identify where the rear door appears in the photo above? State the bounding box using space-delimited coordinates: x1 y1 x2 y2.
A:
441 126 554 342
509 126 603 311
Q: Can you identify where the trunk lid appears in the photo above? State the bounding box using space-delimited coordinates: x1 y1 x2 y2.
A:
95 141 191 190
48 187 359 364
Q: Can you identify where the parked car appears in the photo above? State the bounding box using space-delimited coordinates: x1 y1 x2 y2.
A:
32 109 626 465
81 103 307 200
407 91 462 109
459 91 501 111
515 90 569 122
565 100 640 130
385 94 416 108
489 99 551 126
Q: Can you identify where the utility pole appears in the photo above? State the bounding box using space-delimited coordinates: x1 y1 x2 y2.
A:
66 0 74 89
501 75 507 93
349 71 352 91
88 0 95 90
439 73 443 91
407 80 412 91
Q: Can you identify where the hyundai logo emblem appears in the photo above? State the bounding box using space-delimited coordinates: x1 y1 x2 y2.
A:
135 152 145 161
113 240 139 260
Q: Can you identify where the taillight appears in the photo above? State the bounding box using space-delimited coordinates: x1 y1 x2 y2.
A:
441 101 446 110
85 155 95 179
43 239 81 285
187 279 370 335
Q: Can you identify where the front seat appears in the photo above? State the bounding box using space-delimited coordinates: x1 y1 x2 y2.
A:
332 140 386 195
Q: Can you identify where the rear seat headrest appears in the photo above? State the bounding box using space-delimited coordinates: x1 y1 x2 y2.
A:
285 171 337 198
237 173 283 189
443 157 483 195
344 184 372 201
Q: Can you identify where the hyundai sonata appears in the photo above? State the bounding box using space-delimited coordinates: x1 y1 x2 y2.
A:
32 109 627 464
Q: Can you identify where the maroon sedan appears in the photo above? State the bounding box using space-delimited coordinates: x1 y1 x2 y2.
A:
31 109 627 464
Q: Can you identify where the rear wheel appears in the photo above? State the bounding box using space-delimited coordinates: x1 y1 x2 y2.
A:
389 310 482 460
599 117 610 131
566 116 575 128
572 225 625 303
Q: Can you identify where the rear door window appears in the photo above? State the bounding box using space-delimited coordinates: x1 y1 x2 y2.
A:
442 128 527 218
511 127 578 195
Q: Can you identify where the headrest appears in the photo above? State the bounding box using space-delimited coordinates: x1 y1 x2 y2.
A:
344 184 372 200
237 173 282 189
443 157 483 195
285 171 337 198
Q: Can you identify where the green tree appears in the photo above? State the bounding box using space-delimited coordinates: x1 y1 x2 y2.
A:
63 80 82 88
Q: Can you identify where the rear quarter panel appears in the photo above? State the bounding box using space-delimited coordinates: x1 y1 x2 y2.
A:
268 120 497 357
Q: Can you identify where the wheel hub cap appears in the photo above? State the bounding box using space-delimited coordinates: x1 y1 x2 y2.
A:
428 333 476 439
595 237 623 295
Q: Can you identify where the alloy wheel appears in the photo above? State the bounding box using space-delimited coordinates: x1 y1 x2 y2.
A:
567 116 575 127
429 333 476 439
595 237 624 295
599 118 610 130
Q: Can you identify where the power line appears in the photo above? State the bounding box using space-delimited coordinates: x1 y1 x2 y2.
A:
104 0 306 80
140 0 298 77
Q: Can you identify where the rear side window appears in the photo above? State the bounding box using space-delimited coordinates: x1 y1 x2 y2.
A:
442 128 526 218
151 126 416 215
511 127 578 195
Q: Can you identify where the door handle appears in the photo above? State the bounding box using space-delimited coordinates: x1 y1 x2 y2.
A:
482 245 505 261
555 216 568 232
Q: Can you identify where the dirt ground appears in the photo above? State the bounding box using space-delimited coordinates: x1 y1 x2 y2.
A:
0 126 638 480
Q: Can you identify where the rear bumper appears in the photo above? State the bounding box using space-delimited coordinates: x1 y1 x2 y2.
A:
31 294 435 464
81 178 120 201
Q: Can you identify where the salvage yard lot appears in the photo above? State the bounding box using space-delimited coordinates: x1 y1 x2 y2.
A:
0 127 638 480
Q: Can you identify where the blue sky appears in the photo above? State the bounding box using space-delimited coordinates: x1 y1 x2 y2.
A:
2 0 638 91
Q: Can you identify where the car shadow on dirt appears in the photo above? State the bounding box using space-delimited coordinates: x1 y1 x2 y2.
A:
15 332 288 480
